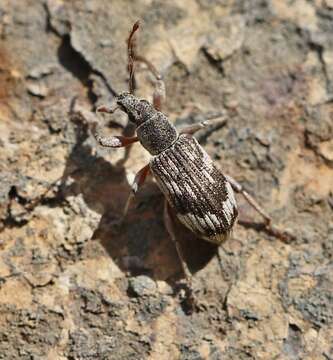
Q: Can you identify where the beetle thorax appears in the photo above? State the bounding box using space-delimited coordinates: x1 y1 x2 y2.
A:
116 92 178 155
136 113 178 155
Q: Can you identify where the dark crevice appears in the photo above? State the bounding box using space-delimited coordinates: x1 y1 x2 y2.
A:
0 217 28 232
8 186 27 205
201 48 226 77
283 323 303 359
0 182 68 234
44 2 117 107
309 42 331 92
57 35 92 85
34 192 68 209
57 34 97 105
295 26 333 98
57 34 118 101
43 2 68 36
0 199 28 233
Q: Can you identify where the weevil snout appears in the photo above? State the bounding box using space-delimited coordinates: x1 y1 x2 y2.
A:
116 92 155 126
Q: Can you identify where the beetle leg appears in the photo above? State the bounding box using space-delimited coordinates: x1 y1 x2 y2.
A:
125 164 150 213
95 104 139 148
115 164 151 229
96 104 119 114
95 110 138 164
132 50 166 111
225 174 294 241
134 54 161 82
127 22 166 110
179 113 227 136
179 121 208 135
116 123 138 166
135 55 166 111
224 174 271 223
163 200 194 290
152 78 166 111
125 164 150 216
95 133 138 148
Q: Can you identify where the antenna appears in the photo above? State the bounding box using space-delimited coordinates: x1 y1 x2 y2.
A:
127 20 140 93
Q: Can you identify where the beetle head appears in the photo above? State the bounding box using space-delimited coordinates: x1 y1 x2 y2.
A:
116 92 155 126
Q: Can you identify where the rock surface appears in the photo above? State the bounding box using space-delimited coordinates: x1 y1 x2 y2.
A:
0 0 332 359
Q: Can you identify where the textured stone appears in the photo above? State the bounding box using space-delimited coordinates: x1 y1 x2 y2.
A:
0 0 332 358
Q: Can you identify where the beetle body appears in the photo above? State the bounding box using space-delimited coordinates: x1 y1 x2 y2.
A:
95 21 292 293
116 92 238 244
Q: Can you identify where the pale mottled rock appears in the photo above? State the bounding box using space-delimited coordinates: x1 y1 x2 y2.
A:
203 15 245 62
0 0 332 358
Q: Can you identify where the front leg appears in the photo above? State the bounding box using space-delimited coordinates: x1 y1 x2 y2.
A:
135 56 166 111
95 105 139 163
95 133 138 148
152 78 166 111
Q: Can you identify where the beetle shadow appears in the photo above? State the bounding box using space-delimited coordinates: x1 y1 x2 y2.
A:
57 110 218 289
93 178 218 284
54 111 129 217
56 107 283 296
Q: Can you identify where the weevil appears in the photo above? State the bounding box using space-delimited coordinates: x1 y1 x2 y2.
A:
95 21 292 293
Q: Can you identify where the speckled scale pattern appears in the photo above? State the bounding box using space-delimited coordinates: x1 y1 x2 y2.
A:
150 134 238 244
